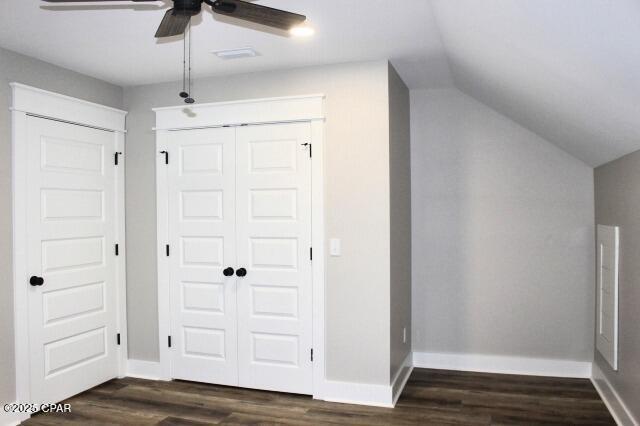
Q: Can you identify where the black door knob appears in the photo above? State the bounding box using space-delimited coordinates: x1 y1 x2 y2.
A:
29 276 44 286
236 268 247 277
223 267 235 277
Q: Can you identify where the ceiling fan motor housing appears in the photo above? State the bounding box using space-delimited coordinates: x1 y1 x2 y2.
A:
173 0 202 15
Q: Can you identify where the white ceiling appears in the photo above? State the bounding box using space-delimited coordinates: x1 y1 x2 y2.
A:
0 0 451 89
2 0 639 166
431 0 640 167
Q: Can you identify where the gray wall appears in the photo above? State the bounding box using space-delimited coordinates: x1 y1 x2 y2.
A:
594 151 640 421
388 64 412 380
124 60 396 385
0 46 123 404
410 88 595 361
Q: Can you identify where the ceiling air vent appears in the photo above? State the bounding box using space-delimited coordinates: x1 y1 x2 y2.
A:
212 47 259 60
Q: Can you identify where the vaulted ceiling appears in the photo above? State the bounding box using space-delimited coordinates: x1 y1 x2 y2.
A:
1 0 638 166
431 0 640 167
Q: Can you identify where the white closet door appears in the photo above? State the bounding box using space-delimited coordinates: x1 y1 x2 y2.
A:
235 123 313 394
27 116 118 404
167 127 239 385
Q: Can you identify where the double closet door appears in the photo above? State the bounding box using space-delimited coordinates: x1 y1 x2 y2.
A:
165 122 313 394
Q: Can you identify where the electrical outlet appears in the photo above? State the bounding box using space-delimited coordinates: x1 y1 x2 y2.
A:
403 327 407 344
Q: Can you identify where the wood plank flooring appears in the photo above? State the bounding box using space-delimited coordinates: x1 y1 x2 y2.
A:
23 369 614 425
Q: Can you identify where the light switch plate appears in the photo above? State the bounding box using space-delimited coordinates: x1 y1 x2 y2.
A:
330 238 341 256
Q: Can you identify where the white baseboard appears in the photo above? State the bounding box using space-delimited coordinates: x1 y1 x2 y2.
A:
391 352 413 405
1 405 30 426
412 351 592 378
322 352 413 408
321 379 394 408
591 362 638 426
126 359 163 380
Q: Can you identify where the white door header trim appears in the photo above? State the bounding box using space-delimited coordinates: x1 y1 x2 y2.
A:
10 83 127 133
153 95 325 131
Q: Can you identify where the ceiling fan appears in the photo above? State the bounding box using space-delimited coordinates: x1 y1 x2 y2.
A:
42 0 308 38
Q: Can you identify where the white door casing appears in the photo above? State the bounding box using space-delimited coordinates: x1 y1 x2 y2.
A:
235 123 313 394
163 123 313 394
596 224 620 370
27 116 119 404
166 127 239 385
12 83 127 412
155 95 325 398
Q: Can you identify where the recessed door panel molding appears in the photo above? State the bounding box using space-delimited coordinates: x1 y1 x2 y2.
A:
44 327 107 377
43 281 105 325
596 224 619 370
252 333 300 366
249 188 298 221
251 285 299 319
181 237 224 267
42 236 105 273
181 190 223 221
22 115 122 406
42 189 104 221
41 137 105 175
250 238 299 270
249 139 298 173
182 281 225 314
156 95 324 399
180 143 223 175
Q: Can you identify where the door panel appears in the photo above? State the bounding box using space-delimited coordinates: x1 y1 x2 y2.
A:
27 116 118 404
167 127 239 386
235 123 313 394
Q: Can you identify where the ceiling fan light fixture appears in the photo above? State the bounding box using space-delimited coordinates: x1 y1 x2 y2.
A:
289 25 314 37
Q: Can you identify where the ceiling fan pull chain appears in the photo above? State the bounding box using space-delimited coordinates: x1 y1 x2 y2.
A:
179 21 188 100
185 19 195 104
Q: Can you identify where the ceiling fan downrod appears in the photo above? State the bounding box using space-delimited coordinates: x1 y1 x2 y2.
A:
179 19 195 104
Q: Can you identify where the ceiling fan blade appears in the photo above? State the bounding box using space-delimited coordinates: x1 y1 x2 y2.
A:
210 0 306 31
42 0 158 2
155 8 191 38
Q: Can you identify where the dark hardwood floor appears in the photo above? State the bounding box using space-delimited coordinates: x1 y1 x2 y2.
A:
24 369 614 425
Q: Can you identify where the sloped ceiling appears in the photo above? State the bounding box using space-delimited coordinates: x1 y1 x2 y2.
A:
1 1 638 166
430 0 640 167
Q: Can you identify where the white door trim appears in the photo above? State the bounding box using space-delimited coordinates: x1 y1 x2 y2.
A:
154 95 326 398
11 83 128 406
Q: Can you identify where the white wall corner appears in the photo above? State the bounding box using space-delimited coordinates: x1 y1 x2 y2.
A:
126 359 165 381
412 351 592 379
391 352 413 406
591 362 639 426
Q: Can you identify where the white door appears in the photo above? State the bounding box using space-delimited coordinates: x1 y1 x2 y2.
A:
166 127 239 385
27 116 119 404
235 123 313 394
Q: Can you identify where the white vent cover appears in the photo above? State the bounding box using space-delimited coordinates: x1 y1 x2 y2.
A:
212 47 259 60
596 224 620 371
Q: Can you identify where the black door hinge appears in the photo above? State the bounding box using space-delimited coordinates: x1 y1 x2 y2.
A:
310 247 313 261
115 244 119 256
160 150 169 165
115 152 122 165
117 333 121 345
166 244 170 257
311 348 314 362
302 143 312 158
168 336 172 348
